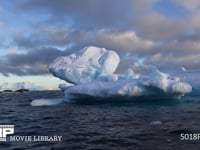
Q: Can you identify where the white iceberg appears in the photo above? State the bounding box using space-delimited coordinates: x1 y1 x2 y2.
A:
49 46 120 84
63 70 192 102
47 46 192 103
0 82 45 91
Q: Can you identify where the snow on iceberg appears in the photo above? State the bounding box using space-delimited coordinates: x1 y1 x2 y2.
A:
63 70 192 102
48 46 192 103
49 46 120 84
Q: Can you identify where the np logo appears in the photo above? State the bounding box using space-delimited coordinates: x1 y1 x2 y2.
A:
0 125 14 141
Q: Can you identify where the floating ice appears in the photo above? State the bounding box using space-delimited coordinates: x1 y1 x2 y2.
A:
48 46 192 103
0 82 44 91
49 46 120 84
63 70 192 101
31 98 64 106
181 67 187 72
58 82 74 91
150 121 162 126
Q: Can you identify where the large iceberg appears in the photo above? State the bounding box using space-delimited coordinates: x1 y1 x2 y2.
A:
47 46 192 103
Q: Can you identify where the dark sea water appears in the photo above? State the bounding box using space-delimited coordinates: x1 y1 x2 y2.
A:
1 91 200 150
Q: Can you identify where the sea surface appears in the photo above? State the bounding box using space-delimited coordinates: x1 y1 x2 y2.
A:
1 90 200 150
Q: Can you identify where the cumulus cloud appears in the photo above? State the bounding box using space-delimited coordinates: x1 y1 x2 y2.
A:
95 31 155 51
67 30 155 52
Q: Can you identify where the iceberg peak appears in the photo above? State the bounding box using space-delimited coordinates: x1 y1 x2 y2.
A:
49 46 120 84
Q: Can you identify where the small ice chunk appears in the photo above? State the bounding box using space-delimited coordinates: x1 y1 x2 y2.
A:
181 67 187 72
150 121 162 125
31 98 64 106
59 83 74 91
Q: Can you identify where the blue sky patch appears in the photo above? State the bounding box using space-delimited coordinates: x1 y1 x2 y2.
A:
153 0 190 19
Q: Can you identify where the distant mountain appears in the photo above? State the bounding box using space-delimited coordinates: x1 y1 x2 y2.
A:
0 82 45 91
15 89 29 93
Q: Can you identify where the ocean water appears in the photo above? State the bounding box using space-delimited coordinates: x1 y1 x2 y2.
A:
1 91 200 150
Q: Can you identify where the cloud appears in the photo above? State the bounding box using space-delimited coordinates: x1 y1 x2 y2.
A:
147 52 200 71
1 29 156 76
12 26 70 49
12 0 190 41
11 24 155 52
95 31 155 51
172 0 200 12
0 0 199 77
0 6 4 13
14 0 127 29
0 47 67 75
133 12 189 40
68 30 155 52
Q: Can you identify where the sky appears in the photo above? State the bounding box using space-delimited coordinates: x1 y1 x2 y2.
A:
0 0 200 89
